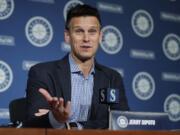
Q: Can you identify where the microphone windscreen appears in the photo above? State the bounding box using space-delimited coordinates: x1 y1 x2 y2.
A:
99 88 120 104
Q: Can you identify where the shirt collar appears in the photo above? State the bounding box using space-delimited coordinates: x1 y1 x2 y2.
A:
68 54 95 75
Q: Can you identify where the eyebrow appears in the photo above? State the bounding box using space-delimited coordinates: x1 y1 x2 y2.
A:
71 25 100 30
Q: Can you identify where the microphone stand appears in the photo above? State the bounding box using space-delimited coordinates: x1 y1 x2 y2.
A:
108 74 112 130
108 104 111 130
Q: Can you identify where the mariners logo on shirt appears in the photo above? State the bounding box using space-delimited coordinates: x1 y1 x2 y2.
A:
25 16 53 47
132 72 155 100
162 33 180 61
0 0 14 20
63 0 83 21
0 61 13 92
164 94 180 122
101 25 123 54
117 116 128 128
131 9 154 37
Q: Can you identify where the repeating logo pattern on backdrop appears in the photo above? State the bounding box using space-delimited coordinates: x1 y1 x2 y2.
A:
0 0 179 126
132 72 155 100
0 61 13 92
0 0 14 20
101 25 123 54
63 0 83 21
25 16 53 47
164 94 180 122
162 33 180 61
131 9 154 37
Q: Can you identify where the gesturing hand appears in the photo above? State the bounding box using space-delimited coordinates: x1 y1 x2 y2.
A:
39 88 71 123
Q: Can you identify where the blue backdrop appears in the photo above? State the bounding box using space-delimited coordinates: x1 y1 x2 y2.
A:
0 0 179 128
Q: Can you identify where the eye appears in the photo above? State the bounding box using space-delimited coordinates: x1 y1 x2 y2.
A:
88 29 98 35
74 29 84 34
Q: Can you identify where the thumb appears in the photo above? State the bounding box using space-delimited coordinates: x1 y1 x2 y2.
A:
39 88 53 102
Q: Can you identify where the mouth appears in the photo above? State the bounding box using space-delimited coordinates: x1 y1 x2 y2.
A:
80 45 92 49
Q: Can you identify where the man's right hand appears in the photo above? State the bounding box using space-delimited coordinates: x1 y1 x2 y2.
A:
39 88 71 123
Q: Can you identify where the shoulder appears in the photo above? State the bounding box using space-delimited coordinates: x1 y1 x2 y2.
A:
29 55 69 73
95 62 121 79
30 60 60 72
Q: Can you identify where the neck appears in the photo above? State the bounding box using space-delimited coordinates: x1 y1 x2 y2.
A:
71 54 94 77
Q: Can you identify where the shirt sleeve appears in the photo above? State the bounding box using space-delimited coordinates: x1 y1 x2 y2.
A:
48 111 65 129
49 111 83 129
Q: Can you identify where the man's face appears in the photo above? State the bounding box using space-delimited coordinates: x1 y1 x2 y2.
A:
65 16 102 61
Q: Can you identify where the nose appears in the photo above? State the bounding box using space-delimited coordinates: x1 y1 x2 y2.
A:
83 32 90 42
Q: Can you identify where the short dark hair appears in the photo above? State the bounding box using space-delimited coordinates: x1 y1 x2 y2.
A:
65 4 102 30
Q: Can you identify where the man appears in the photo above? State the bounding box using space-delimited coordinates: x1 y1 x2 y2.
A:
25 4 129 129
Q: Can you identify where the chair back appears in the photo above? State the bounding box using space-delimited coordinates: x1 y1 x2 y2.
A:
9 98 27 124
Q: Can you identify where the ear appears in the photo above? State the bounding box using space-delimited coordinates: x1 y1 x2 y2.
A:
99 31 103 44
64 30 70 44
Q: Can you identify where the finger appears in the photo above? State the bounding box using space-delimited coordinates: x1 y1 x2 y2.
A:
34 112 48 117
57 98 64 112
58 97 64 107
34 109 49 116
39 88 53 102
35 112 43 117
62 101 71 120
64 101 71 115
38 109 49 114
51 97 59 109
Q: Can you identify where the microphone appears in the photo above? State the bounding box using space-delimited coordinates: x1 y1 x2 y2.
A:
98 67 120 104
99 88 120 130
99 88 120 104
97 67 121 129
